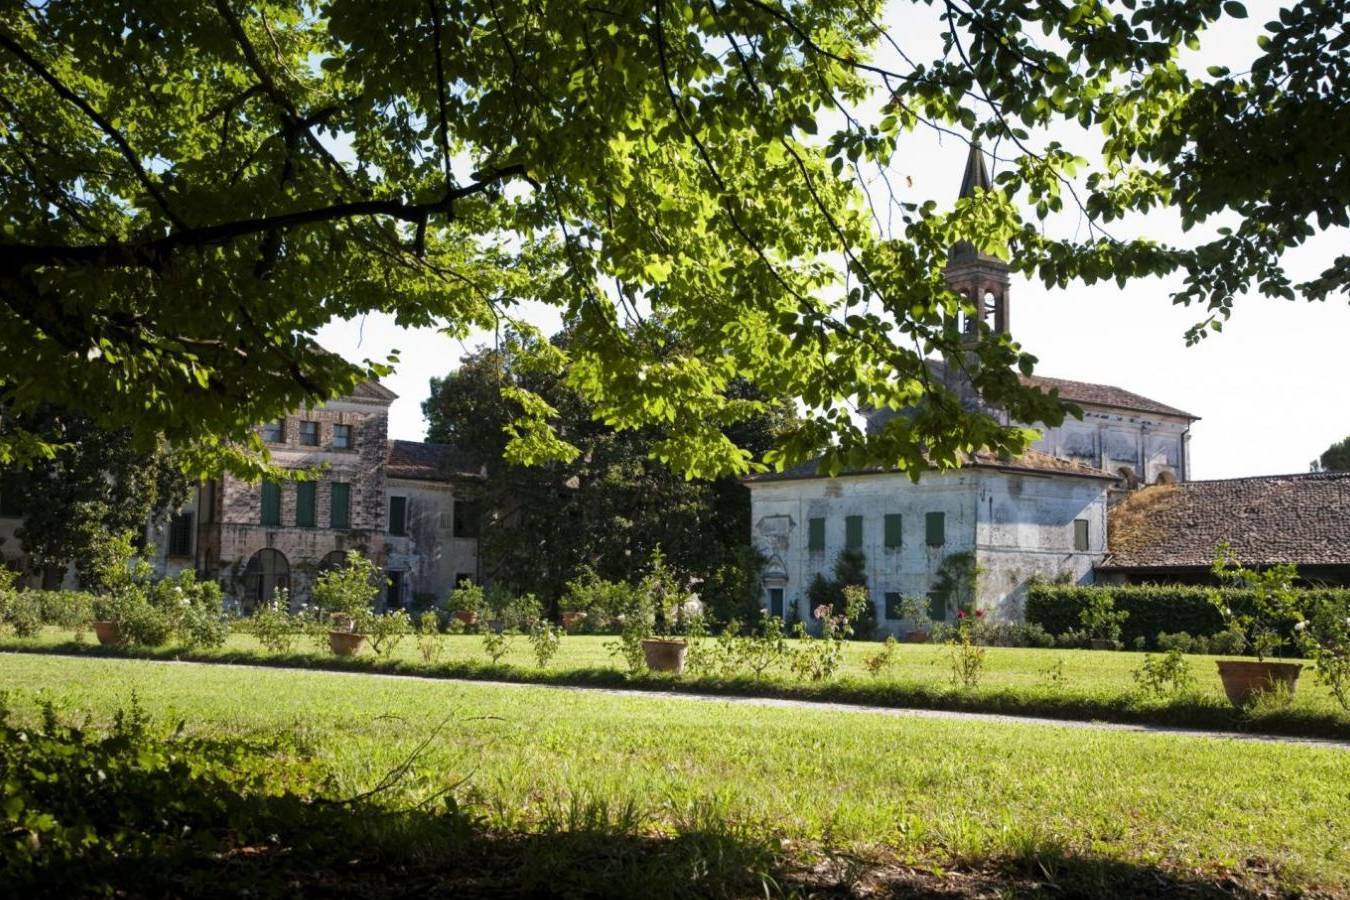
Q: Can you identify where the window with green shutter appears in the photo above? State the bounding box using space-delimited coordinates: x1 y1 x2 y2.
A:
884 592 905 620
330 482 351 529
884 514 902 549
807 517 825 552
260 481 281 526
927 590 949 622
295 481 316 528
844 515 863 549
1073 518 1090 552
925 511 945 547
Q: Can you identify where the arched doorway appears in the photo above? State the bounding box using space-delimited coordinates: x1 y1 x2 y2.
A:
318 550 349 574
240 548 290 612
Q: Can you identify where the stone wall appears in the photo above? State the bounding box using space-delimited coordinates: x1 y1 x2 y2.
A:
1032 408 1191 485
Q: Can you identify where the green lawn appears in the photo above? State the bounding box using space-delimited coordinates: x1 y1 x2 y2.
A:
2 653 1347 893
4 627 1348 740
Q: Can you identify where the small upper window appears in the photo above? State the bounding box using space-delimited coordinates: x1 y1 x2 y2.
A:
1073 518 1090 552
261 420 284 443
332 424 352 450
299 421 319 446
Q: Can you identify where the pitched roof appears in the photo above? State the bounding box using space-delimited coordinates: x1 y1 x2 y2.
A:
385 439 484 482
1021 373 1197 420
745 448 1115 484
958 141 992 199
349 380 399 403
1104 472 1350 570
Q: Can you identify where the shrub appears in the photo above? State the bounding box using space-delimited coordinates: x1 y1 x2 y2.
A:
1132 649 1196 698
2 591 43 638
312 551 380 622
364 609 412 657
482 627 512 665
946 610 986 690
560 567 634 631
1078 591 1128 645
448 578 485 620
1156 631 1197 655
863 636 899 677
1026 582 1350 650
528 620 562 668
250 591 298 654
1293 590 1350 711
416 611 445 664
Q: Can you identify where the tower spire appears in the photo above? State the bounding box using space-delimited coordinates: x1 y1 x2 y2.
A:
957 141 991 199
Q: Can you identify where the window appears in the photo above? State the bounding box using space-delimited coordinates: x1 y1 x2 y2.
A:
927 590 949 622
884 514 902 549
884 591 905 620
452 500 480 538
388 496 407 536
0 473 26 518
199 480 216 524
386 571 404 609
807 517 825 552
167 513 193 557
261 420 284 443
925 511 945 547
260 481 282 526
332 424 352 450
330 482 351 529
299 420 319 446
769 588 784 618
295 481 316 528
845 515 863 549
240 548 290 612
1073 518 1090 552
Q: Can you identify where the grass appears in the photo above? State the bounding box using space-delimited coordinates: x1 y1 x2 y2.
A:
3 627 1348 741
2 652 1348 895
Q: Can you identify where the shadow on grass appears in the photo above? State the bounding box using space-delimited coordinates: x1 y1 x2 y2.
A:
2 638 1348 742
1 697 1317 899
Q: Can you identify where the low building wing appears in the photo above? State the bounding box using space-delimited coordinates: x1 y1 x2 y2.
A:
385 439 485 482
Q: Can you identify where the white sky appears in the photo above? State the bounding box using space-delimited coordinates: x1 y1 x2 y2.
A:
317 2 1349 481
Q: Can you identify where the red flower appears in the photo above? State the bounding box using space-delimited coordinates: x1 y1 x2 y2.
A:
957 610 966 620
975 609 985 619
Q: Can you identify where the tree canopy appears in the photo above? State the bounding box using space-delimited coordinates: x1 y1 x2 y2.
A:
1316 437 1350 472
2 0 1345 478
423 334 790 614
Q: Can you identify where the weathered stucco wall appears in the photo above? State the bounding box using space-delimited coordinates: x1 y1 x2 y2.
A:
383 478 479 607
1033 407 1191 485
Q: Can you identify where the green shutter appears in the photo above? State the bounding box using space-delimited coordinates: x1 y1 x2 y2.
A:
260 481 281 526
884 514 902 549
927 591 948 622
845 515 863 549
1074 518 1089 551
330 482 351 529
807 517 825 552
925 511 945 547
296 481 316 528
884 591 904 620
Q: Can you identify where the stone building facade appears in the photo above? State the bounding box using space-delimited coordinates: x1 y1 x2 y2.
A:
144 382 482 611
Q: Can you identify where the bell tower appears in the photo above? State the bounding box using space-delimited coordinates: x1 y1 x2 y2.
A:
944 142 1011 346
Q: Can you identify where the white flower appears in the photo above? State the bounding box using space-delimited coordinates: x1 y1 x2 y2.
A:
1294 621 1307 632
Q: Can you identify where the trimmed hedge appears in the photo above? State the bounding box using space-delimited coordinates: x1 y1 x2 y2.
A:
1026 583 1350 650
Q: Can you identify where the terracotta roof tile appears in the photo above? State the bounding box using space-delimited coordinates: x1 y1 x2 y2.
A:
1021 374 1197 420
1104 472 1350 569
385 440 483 481
745 448 1115 483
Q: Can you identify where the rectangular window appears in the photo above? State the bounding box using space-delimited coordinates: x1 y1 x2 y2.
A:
299 420 319 446
1074 518 1090 552
199 480 216 524
332 423 352 450
295 481 316 527
261 420 284 443
769 587 784 618
807 517 826 552
389 496 407 536
845 515 863 549
167 512 193 557
884 514 902 549
260 481 282 526
0 473 26 517
330 482 351 529
927 590 949 622
884 591 905 620
925 511 945 547
452 499 481 538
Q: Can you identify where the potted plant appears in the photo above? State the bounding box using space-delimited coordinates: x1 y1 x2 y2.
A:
448 578 484 627
1079 591 1128 650
1209 545 1303 706
900 595 933 643
638 552 689 674
312 550 380 656
88 531 156 646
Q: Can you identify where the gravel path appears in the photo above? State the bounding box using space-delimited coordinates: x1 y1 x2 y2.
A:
40 654 1349 750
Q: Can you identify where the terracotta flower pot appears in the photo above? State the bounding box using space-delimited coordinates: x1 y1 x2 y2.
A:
452 610 479 627
904 630 930 644
1215 660 1302 707
641 638 688 674
93 620 125 646
329 613 355 633
329 631 368 656
561 611 587 632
